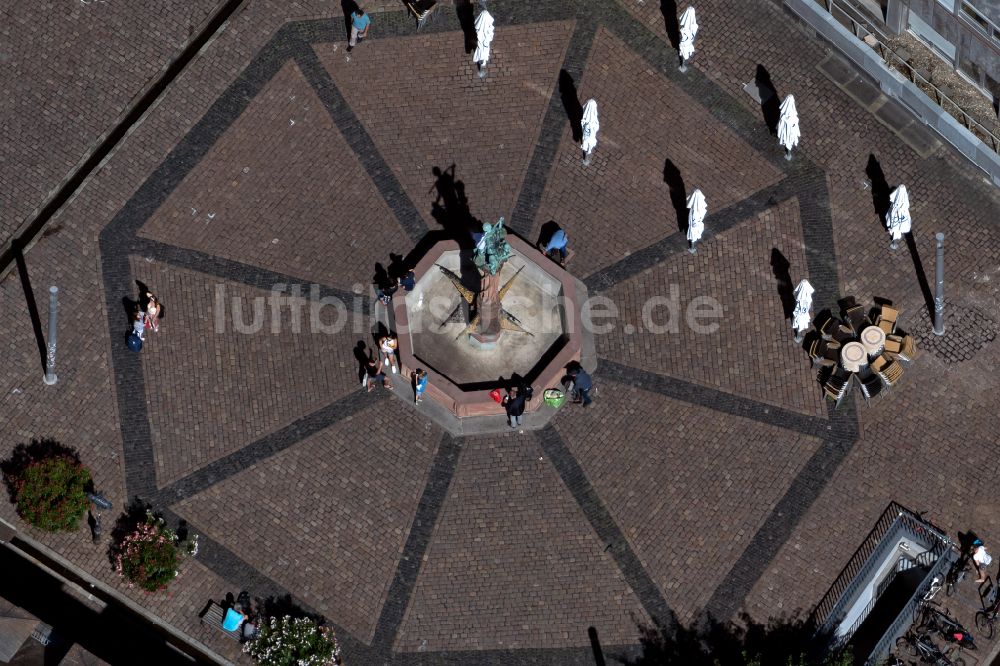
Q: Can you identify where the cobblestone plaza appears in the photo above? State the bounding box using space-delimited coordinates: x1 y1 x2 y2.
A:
3 0 1000 663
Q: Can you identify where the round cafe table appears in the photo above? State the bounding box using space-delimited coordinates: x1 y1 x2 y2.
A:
840 341 867 373
860 325 886 356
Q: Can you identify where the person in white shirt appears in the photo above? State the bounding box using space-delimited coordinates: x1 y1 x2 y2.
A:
973 539 992 583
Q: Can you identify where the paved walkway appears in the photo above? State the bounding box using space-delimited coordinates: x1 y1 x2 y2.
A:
3 0 1000 663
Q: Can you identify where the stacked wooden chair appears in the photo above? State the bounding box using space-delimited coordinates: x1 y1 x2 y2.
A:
823 370 852 406
876 305 898 335
859 372 885 405
808 338 841 368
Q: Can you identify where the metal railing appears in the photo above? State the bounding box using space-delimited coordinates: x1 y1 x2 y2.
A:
811 502 904 630
811 503 952 636
821 0 891 43
818 0 1000 154
882 42 1000 151
864 547 956 665
842 547 941 645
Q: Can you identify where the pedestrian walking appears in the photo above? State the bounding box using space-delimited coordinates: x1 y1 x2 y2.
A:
143 292 161 333
568 367 593 406
348 8 371 52
413 368 428 404
540 228 569 266
973 539 992 583
132 309 147 342
502 386 527 429
126 310 144 353
379 333 399 374
365 357 392 392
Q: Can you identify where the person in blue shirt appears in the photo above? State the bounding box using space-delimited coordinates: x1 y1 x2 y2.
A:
222 607 247 633
569 367 593 406
541 228 569 266
348 9 371 52
413 368 428 404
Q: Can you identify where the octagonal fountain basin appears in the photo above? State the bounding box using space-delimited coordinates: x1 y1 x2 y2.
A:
392 235 586 419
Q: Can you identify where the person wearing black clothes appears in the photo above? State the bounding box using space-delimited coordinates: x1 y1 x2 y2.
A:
503 386 527 428
374 269 398 305
365 357 392 392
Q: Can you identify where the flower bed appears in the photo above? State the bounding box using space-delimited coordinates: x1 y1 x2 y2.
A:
244 615 341 666
8 454 91 532
112 511 198 592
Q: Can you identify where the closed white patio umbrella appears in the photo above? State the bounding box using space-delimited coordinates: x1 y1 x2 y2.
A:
686 188 706 254
474 10 495 78
792 278 814 342
581 99 599 165
679 7 698 71
887 184 911 250
777 95 800 160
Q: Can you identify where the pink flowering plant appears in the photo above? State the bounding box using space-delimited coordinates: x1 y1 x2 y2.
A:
244 615 341 666
112 510 199 592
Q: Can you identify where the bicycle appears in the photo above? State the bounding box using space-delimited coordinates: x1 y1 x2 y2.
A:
916 605 976 650
974 587 1000 639
895 629 965 665
946 555 971 597
912 576 944 624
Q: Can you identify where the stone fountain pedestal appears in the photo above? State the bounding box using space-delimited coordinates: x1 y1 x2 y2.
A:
387 235 594 435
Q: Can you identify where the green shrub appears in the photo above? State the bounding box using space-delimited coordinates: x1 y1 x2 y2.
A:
244 615 341 666
10 455 91 531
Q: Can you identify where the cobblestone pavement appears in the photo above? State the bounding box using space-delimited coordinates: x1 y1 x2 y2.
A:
3 0 1000 664
0 0 227 248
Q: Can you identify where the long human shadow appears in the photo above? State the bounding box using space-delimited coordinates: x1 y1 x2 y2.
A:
13 240 47 373
430 164 474 241
663 159 688 234
770 248 795 319
429 164 481 293
457 0 476 54
353 340 372 386
559 69 584 142
904 231 935 318
588 626 607 666
865 154 891 226
755 64 781 135
340 0 359 37
659 0 680 51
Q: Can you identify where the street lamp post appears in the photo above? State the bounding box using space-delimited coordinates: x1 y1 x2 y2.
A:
43 286 58 385
933 232 945 336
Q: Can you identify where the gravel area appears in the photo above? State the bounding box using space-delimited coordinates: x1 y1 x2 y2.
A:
882 32 1000 149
